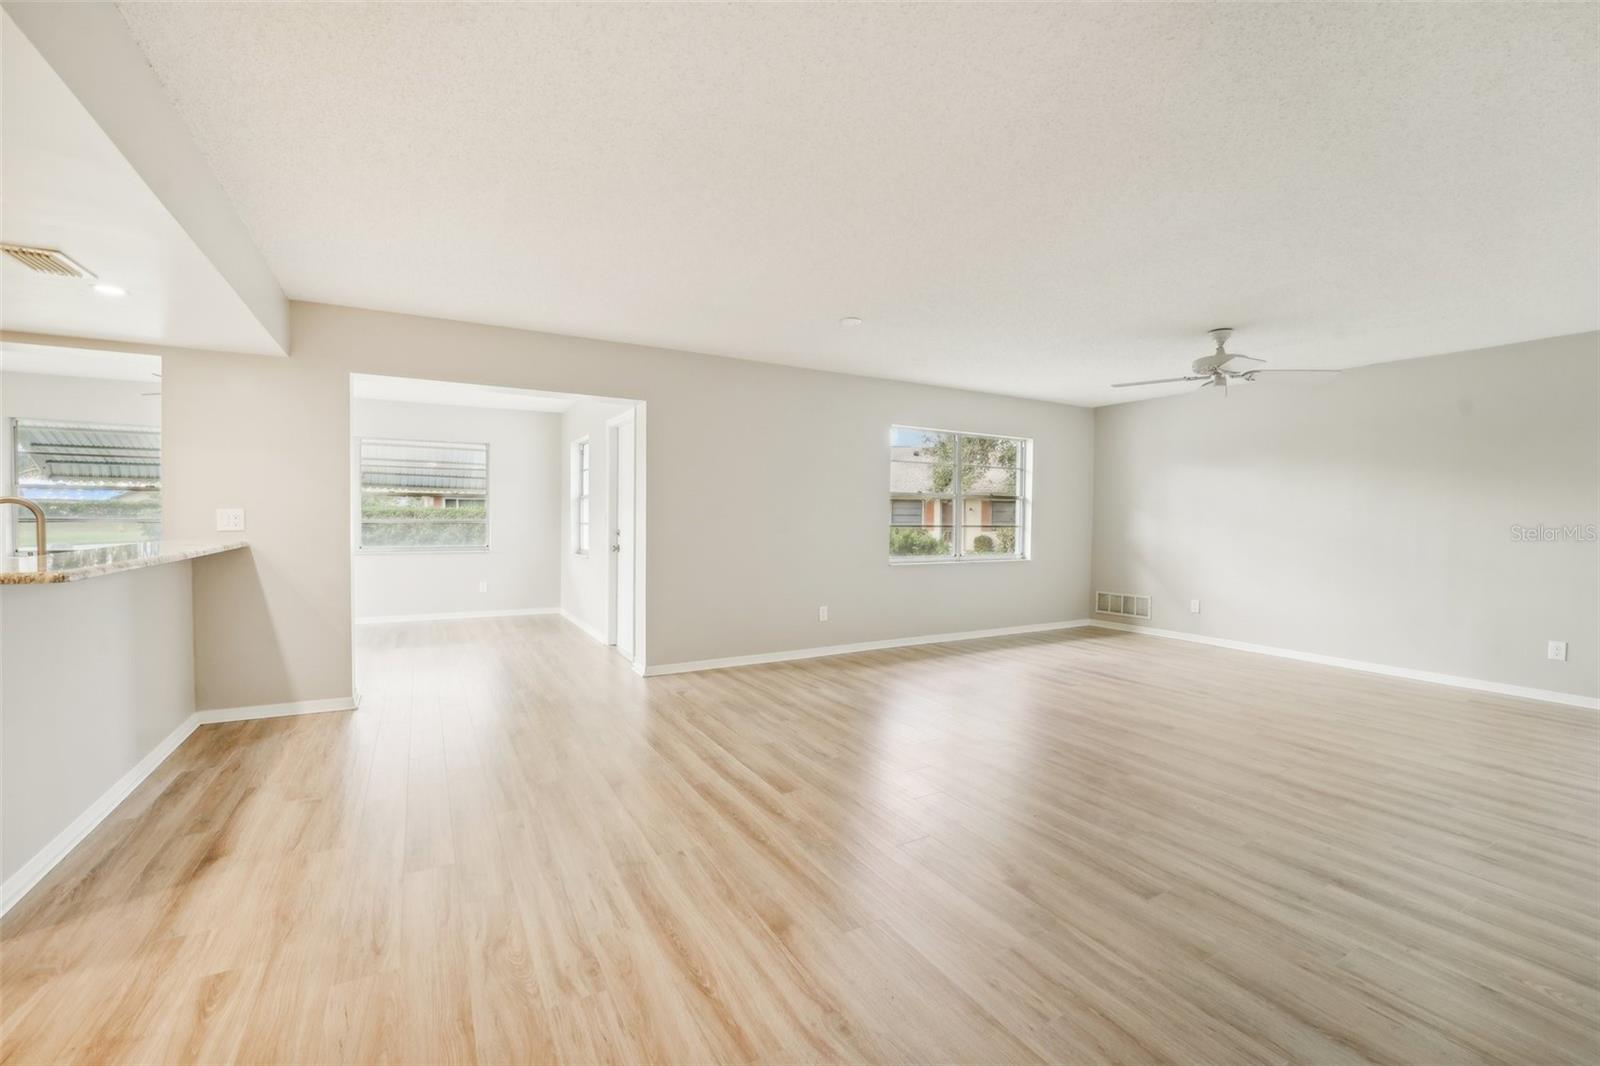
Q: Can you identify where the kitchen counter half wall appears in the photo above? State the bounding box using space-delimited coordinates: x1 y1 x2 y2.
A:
0 540 247 584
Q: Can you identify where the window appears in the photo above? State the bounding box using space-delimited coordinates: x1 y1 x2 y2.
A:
11 419 161 553
358 438 488 550
572 438 591 554
889 426 1028 561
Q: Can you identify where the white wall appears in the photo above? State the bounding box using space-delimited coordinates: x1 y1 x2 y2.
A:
1 562 196 886
351 398 561 620
0 370 161 552
1092 332 1599 700
559 398 634 641
158 301 1095 710
0 371 159 451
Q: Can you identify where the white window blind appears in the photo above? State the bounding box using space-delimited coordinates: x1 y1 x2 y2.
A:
573 439 591 554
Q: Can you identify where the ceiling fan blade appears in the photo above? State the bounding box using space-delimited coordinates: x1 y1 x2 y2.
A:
1242 369 1340 386
1110 376 1206 388
1220 353 1265 366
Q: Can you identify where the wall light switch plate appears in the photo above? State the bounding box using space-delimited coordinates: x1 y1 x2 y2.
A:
1547 640 1568 662
215 508 245 532
478 581 488 593
818 605 829 622
1189 599 1201 614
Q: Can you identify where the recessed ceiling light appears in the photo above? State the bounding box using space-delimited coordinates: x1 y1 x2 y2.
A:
92 283 127 297
840 316 863 327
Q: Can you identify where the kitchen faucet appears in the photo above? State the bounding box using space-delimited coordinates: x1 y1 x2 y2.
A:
0 497 46 574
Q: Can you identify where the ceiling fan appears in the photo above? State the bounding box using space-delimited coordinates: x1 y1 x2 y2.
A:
1112 328 1339 393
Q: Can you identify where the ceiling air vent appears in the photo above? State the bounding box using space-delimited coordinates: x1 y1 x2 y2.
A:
1 243 95 279
1096 591 1151 620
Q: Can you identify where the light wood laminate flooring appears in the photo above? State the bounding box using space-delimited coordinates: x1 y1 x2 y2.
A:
3 619 1597 1064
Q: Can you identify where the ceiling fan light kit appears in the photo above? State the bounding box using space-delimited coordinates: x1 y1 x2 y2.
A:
1112 328 1341 395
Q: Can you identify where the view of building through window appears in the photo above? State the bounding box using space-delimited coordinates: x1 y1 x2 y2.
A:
889 426 1027 560
358 437 489 549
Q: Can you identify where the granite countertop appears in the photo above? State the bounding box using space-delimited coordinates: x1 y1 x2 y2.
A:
0 541 249 585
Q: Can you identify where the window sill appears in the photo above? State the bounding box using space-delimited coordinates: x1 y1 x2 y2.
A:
888 555 1030 567
14 544 149 557
356 546 490 555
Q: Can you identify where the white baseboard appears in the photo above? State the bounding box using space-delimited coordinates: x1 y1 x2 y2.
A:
559 609 610 646
640 620 1094 677
354 607 559 625
1 710 199 916
0 692 360 918
198 693 360 724
1091 620 1599 711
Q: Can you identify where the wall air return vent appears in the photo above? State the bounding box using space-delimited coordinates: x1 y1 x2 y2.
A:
1 244 94 279
1096 591 1151 619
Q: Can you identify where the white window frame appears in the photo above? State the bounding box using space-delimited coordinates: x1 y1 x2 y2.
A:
356 436 491 553
572 437 591 556
889 425 1031 565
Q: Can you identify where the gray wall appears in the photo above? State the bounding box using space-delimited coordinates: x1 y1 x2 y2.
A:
1 563 197 883
351 399 562 620
1092 332 1599 699
163 302 1095 709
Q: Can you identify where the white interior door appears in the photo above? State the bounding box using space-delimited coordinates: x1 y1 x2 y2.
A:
613 414 636 660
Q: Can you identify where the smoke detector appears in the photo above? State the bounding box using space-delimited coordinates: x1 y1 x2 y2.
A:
1 243 95 279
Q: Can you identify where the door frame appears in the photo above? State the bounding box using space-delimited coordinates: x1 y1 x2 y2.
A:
606 406 639 663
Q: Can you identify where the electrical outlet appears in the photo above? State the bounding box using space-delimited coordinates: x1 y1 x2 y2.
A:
478 581 488 593
215 507 245 532
818 605 829 622
1547 640 1568 662
1189 599 1201 614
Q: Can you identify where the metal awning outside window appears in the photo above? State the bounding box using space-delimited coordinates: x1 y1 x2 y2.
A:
359 438 488 499
13 419 161 488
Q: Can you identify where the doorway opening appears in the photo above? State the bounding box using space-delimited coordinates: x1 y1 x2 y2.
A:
347 374 646 688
